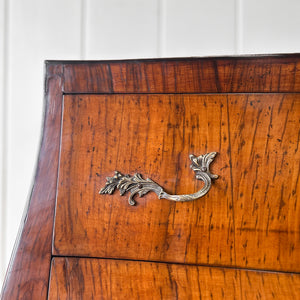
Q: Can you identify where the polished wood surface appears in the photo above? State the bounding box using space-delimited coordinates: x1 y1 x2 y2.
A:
48 257 300 300
1 55 300 299
53 93 299 271
230 94 300 271
54 94 234 265
1 64 64 299
63 55 300 93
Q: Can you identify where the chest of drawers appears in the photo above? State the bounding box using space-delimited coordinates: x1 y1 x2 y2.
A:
1 56 300 299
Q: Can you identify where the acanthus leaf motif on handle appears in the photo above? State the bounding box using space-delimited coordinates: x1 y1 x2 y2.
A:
99 152 218 205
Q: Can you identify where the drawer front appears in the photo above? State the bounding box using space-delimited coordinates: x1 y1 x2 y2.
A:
48 257 300 299
53 93 300 271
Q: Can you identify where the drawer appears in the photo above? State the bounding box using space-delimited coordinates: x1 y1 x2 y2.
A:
48 257 300 299
53 93 300 271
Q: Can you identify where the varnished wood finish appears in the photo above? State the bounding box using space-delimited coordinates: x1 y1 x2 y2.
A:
0 64 63 299
53 93 299 272
229 94 300 271
63 55 300 93
48 257 300 300
54 94 234 265
1 55 300 299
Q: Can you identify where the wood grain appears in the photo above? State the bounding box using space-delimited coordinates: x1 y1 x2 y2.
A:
229 94 300 271
53 94 235 266
48 257 300 300
62 55 300 94
0 64 63 299
53 93 300 272
2 56 300 299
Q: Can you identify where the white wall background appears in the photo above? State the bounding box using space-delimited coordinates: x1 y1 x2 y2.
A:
1 0 300 287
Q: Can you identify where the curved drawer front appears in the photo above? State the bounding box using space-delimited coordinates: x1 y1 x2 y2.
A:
48 257 300 300
53 93 300 272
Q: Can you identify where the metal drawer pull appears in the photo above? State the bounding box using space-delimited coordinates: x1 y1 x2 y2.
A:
100 152 218 205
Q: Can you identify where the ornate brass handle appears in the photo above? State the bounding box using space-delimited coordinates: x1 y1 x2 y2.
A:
99 152 218 205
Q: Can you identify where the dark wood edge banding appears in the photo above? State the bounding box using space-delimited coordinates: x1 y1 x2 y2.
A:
0 63 63 299
61 54 300 94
